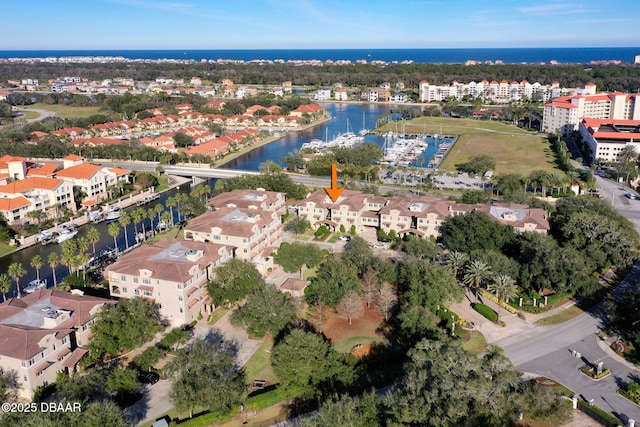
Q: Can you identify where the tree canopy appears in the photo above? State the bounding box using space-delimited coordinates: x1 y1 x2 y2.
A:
207 259 265 307
230 286 296 338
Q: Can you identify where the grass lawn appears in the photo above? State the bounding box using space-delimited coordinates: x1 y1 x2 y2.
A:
0 243 16 257
17 110 41 120
535 305 585 325
22 102 103 119
380 117 560 176
461 330 487 355
333 335 383 354
243 341 277 386
208 307 230 325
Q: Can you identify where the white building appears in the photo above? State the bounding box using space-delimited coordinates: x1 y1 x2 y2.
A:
579 118 640 162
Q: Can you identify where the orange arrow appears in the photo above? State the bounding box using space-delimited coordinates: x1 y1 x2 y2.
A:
324 163 344 202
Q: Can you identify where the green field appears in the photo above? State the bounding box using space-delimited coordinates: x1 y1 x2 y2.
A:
378 117 561 176
21 103 103 119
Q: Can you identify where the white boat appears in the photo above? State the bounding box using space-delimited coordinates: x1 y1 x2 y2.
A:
36 229 57 244
23 278 47 294
155 221 168 232
105 206 122 223
56 224 78 243
88 210 104 223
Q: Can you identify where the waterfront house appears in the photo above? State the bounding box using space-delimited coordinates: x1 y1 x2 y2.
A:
0 177 75 225
105 238 233 326
0 289 115 400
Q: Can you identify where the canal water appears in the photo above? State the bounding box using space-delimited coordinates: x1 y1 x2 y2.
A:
1 103 448 295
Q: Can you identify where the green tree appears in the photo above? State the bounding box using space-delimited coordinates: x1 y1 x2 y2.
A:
172 132 195 148
105 368 140 397
207 259 264 307
0 366 18 402
271 329 352 398
445 250 468 279
108 222 120 254
30 254 44 281
295 392 382 427
284 216 310 235
8 262 25 299
306 258 360 308
166 338 246 418
439 210 515 253
86 226 100 256
463 260 491 302
231 286 295 338
48 252 59 287
118 211 131 249
87 298 162 364
399 258 463 310
0 274 11 302
132 346 164 372
343 236 374 274
275 241 324 279
487 275 519 321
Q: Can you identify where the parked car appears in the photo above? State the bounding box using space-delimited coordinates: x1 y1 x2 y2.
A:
377 237 391 243
338 235 351 241
138 371 160 385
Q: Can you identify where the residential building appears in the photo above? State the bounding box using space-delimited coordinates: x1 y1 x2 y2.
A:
54 161 130 203
184 191 284 274
0 289 115 399
542 85 640 135
579 118 640 162
294 190 549 239
0 177 75 224
105 238 233 326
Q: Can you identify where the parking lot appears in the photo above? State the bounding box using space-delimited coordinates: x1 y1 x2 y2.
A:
378 169 486 190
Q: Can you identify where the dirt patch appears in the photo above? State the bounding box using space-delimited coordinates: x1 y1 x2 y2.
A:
322 307 384 344
351 343 374 358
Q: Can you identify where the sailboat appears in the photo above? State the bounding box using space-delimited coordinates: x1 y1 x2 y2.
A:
359 111 368 136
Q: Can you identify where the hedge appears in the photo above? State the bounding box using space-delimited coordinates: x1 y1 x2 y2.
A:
472 303 498 322
577 400 624 427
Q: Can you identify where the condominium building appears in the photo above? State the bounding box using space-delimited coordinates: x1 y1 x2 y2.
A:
418 80 563 104
579 118 640 162
0 177 75 225
105 238 233 326
542 85 640 135
295 190 549 238
0 289 115 399
54 159 130 203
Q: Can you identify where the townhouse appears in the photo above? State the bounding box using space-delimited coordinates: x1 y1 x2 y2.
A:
104 238 233 326
295 190 549 239
0 177 75 225
542 85 640 135
0 289 115 399
54 158 130 203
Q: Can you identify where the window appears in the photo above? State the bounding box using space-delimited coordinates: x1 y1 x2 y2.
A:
143 278 151 285
134 289 140 296
62 337 68 345
29 358 35 366
21 361 26 368
120 275 126 282
178 296 183 301
133 277 139 283
143 290 152 297
122 287 128 294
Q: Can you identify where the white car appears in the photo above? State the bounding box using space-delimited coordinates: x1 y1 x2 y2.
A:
338 235 351 241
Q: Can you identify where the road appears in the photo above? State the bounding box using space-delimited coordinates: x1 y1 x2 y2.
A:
13 107 57 122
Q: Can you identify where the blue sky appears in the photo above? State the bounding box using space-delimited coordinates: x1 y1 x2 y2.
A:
2 0 639 50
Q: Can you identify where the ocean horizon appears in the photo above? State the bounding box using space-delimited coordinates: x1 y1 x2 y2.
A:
1 47 639 64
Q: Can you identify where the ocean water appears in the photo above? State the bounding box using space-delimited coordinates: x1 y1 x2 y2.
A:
1 47 639 64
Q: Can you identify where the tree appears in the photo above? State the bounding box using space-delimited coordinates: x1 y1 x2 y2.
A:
132 346 164 372
48 252 59 287
30 254 44 281
259 160 282 174
60 240 76 275
0 274 10 302
295 392 383 427
0 366 18 402
105 368 140 398
399 258 463 310
360 266 381 308
456 154 495 175
87 226 100 255
166 337 246 418
376 283 397 321
275 241 324 279
284 216 310 235
343 236 374 274
272 329 352 398
230 286 296 338
463 260 491 302
400 237 440 260
108 222 120 254
87 298 162 364
307 258 360 308
336 290 364 325
487 275 518 321
439 210 516 253
172 132 195 148
8 262 25 299
166 196 177 226
207 259 264 307
118 211 131 249
445 251 468 279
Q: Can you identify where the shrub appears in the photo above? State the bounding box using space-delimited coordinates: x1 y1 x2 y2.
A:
472 303 498 322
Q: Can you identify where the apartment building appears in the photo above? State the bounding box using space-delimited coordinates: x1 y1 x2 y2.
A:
295 190 549 238
0 177 75 225
54 161 130 203
205 188 286 215
579 118 640 162
542 85 640 135
0 289 115 399
105 238 233 326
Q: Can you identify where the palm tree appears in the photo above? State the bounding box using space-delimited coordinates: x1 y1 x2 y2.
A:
87 226 100 255
8 262 26 299
48 253 59 287
154 203 164 225
166 196 177 227
160 211 171 230
30 254 44 281
131 208 143 236
487 275 519 322
0 274 11 302
446 251 468 280
463 260 491 303
61 240 76 275
146 207 156 235
119 211 132 249
108 222 121 255
135 207 148 237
